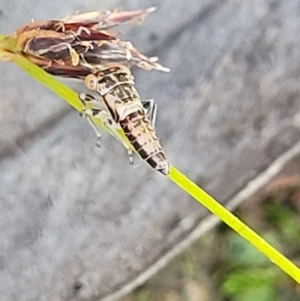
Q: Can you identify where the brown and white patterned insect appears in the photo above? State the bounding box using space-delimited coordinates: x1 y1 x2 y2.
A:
80 64 170 175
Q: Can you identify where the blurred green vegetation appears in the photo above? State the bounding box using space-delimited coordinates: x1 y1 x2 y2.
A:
121 157 300 301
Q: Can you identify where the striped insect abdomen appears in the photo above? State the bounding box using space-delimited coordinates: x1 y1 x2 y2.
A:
84 64 170 175
119 109 169 175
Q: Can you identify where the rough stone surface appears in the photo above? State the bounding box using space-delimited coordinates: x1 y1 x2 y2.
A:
1 0 300 300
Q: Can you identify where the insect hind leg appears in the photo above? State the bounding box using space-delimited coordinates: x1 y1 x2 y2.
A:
79 93 135 164
79 93 107 147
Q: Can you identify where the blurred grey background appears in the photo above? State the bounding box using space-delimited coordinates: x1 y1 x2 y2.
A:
1 0 300 300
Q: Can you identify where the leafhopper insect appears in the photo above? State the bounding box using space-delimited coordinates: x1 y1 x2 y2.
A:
81 64 170 175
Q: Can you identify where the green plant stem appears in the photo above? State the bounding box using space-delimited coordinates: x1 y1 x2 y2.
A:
12 53 84 111
168 166 300 284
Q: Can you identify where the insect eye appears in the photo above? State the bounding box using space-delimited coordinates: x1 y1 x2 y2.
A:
84 74 97 90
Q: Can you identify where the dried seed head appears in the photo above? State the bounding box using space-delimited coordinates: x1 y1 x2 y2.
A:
13 8 170 77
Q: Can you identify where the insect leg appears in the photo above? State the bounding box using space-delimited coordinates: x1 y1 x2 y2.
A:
142 98 157 128
99 115 134 165
79 93 134 164
79 93 105 147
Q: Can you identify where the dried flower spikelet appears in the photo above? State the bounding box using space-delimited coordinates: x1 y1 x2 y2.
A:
61 11 102 23
14 20 57 36
123 42 133 60
61 7 156 30
151 62 171 73
69 46 80 66
97 7 156 28
12 8 170 76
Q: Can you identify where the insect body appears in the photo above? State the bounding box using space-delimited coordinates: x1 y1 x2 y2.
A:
82 64 170 175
